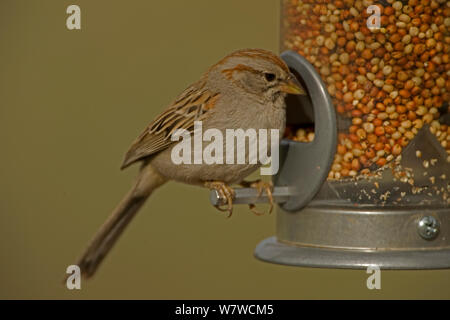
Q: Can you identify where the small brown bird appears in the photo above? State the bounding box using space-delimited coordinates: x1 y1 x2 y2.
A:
73 49 305 278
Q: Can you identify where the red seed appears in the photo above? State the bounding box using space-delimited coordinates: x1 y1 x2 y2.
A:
375 126 385 136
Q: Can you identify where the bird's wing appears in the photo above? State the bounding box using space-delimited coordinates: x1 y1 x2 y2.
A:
121 81 220 169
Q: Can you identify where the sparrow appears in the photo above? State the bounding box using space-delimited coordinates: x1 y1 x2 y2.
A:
72 49 305 279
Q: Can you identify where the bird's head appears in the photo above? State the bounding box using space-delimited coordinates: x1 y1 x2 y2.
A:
212 48 306 102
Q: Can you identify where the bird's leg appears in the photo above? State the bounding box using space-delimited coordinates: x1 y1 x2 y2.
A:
204 181 235 217
240 180 274 215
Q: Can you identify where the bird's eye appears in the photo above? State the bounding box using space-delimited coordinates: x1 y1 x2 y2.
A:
264 73 276 82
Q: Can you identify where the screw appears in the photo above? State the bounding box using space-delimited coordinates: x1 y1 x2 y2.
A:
417 216 440 240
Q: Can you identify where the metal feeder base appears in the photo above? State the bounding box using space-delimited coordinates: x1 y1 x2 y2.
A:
255 237 450 270
255 204 450 270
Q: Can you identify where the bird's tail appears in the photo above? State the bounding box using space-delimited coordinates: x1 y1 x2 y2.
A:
72 164 166 279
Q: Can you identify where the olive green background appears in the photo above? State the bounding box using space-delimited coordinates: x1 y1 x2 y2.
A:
1 0 449 299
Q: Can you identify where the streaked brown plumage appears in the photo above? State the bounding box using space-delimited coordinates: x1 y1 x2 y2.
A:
70 49 305 279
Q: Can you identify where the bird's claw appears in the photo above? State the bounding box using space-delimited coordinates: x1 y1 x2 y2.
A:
205 181 235 217
241 180 274 215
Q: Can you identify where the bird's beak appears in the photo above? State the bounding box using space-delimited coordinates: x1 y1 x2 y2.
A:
280 74 306 95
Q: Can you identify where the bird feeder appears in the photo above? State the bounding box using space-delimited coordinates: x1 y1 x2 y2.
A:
211 0 450 269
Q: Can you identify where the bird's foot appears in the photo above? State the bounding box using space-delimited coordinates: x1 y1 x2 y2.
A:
205 181 235 217
240 180 274 215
